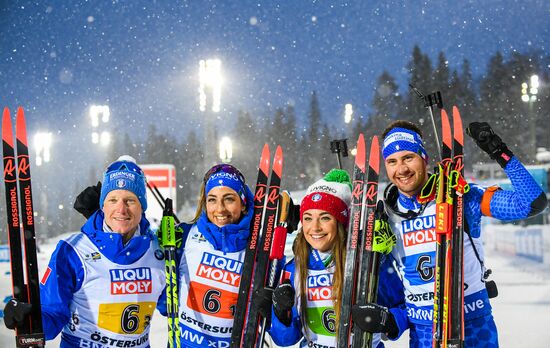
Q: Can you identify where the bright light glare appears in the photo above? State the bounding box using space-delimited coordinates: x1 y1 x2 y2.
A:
100 131 111 146
530 75 539 89
522 74 540 103
90 105 110 127
199 59 222 112
34 132 52 166
219 136 233 162
344 103 353 124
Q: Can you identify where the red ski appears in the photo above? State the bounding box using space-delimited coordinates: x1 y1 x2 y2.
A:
2 107 45 347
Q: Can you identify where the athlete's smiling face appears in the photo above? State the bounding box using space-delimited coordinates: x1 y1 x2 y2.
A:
206 186 244 227
102 189 142 241
384 150 428 197
302 209 339 252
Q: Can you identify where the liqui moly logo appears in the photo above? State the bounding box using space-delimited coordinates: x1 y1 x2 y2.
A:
402 215 436 247
110 267 152 295
196 252 243 287
307 273 333 301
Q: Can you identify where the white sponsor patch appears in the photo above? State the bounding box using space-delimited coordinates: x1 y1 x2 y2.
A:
383 131 417 148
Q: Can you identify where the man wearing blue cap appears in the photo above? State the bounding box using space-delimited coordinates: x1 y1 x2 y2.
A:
4 155 166 348
352 121 547 347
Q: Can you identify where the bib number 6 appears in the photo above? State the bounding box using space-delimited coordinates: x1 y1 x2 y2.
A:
203 289 222 314
416 255 434 281
121 304 140 334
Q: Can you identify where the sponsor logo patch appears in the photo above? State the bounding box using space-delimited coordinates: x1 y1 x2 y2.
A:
402 215 436 247
196 252 243 287
307 273 333 301
109 267 152 295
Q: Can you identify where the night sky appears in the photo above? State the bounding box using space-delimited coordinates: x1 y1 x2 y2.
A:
0 0 549 165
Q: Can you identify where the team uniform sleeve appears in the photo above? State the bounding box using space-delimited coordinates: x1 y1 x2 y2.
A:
387 305 409 341
267 259 302 346
155 287 168 317
482 157 547 221
39 240 84 340
377 255 408 341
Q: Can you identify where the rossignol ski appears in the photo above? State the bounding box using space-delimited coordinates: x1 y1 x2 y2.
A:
2 107 45 347
430 107 467 348
242 145 283 347
351 136 381 348
337 133 366 347
230 144 285 347
257 190 292 346
160 198 180 348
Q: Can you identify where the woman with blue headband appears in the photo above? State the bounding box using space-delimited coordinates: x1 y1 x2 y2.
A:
171 163 255 347
352 120 547 347
3 155 166 347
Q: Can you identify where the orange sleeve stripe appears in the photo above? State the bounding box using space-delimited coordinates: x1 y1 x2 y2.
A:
481 186 499 217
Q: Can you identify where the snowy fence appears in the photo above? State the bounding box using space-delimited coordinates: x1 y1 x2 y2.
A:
0 246 8 263
484 223 549 264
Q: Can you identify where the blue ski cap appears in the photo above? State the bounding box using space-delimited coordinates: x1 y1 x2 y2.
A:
383 127 428 162
99 155 148 211
204 164 248 205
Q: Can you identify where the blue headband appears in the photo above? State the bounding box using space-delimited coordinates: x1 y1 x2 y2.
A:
99 157 148 211
382 127 428 162
205 169 247 204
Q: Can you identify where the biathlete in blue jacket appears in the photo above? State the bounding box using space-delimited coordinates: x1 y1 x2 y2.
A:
170 163 256 347
63 161 290 347
3 155 167 347
352 121 548 348
267 169 405 347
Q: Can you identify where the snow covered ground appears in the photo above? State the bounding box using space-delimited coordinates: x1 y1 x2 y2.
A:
0 224 549 347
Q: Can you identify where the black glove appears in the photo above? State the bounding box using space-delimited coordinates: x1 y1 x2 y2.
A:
74 181 102 219
286 197 300 233
3 299 32 330
253 287 274 320
272 280 294 326
467 122 513 168
352 303 398 339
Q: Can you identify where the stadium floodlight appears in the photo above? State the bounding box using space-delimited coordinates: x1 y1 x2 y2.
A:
199 59 222 113
344 103 353 124
90 104 110 144
522 75 539 103
100 131 111 146
521 74 540 158
34 132 52 166
219 136 233 163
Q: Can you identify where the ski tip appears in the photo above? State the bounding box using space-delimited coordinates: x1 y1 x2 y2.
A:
369 136 380 173
273 145 283 176
2 108 14 147
260 143 271 174
355 133 366 171
452 106 464 145
441 109 452 148
15 107 28 146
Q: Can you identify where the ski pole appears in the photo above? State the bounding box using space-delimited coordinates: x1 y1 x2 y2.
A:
161 198 180 348
258 191 292 347
330 139 349 169
409 84 443 160
146 181 180 224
